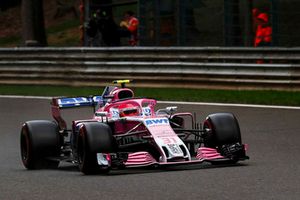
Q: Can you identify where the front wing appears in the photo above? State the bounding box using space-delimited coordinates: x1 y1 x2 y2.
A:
97 146 249 169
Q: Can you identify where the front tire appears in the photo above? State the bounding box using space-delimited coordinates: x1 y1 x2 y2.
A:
77 122 116 175
203 113 241 148
203 113 247 163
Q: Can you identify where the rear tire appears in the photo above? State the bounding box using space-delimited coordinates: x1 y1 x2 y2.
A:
20 120 61 169
77 122 116 175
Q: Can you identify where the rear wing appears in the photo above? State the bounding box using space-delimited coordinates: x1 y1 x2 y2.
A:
50 80 130 129
51 96 103 108
51 96 103 130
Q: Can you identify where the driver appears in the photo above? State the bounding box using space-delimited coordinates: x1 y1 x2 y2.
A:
119 103 140 117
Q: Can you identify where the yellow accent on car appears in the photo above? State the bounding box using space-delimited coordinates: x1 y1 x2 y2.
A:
113 80 130 84
112 80 131 87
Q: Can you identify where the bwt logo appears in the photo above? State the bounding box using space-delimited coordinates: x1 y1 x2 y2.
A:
145 118 169 126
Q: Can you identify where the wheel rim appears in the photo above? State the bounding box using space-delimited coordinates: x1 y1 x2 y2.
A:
77 129 86 168
203 119 216 147
20 127 30 164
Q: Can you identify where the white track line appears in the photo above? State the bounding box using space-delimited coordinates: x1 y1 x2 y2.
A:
158 101 300 110
0 95 53 100
1 95 300 110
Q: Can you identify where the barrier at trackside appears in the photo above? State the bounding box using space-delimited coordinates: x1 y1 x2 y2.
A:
0 47 300 90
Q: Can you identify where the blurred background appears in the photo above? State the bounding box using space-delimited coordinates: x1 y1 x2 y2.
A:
0 0 299 47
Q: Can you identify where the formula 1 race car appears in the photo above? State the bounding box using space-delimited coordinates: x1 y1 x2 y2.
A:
20 80 249 174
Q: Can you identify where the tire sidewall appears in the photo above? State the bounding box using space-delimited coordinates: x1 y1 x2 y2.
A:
203 113 241 147
20 120 60 169
77 122 115 174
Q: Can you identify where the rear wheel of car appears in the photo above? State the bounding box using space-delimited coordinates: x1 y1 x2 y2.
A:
20 120 61 169
203 113 242 148
77 122 116 175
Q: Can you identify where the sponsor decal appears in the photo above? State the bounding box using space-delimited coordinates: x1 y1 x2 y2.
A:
145 118 169 126
92 96 102 102
162 137 177 144
110 108 120 119
58 97 88 106
57 96 102 107
142 107 152 116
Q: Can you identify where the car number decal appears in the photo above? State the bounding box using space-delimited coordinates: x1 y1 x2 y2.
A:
167 144 183 154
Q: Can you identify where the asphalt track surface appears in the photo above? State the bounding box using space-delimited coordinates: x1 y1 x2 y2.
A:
1 97 300 200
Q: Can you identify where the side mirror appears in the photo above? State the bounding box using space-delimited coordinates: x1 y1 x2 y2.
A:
95 111 108 117
166 106 177 113
156 106 178 115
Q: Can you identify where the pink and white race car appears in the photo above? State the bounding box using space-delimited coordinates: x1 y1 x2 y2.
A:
20 80 249 174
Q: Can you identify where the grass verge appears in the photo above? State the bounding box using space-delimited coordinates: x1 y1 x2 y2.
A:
0 19 80 47
0 35 21 47
1 85 300 107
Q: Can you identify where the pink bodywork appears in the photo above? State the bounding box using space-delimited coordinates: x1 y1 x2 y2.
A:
196 147 225 160
125 152 158 166
124 147 226 167
94 97 232 166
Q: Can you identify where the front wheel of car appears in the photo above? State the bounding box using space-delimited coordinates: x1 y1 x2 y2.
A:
77 122 116 175
203 113 241 148
203 113 247 163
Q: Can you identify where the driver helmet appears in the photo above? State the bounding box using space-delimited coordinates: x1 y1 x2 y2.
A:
119 103 140 117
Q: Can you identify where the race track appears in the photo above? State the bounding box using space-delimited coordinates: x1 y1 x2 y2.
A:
1 97 300 200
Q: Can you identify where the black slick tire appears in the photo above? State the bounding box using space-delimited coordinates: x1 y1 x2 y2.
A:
20 120 61 169
77 122 115 175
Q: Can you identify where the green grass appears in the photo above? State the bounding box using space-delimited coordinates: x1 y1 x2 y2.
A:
46 19 80 46
0 19 80 47
0 35 21 46
1 85 300 107
46 19 80 35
